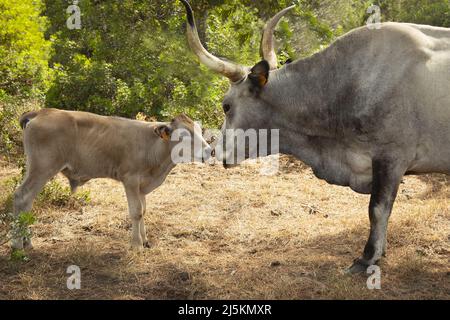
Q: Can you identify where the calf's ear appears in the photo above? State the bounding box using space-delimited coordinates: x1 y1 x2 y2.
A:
154 125 172 141
248 60 270 89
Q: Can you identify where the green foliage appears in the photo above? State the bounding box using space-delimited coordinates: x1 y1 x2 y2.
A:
0 0 51 97
9 210 35 261
37 179 91 208
11 211 36 241
3 172 91 212
0 0 449 129
10 248 28 261
43 0 232 127
0 211 35 256
0 96 41 160
377 0 450 27
0 168 90 249
0 0 48 160
1 160 90 232
43 0 364 126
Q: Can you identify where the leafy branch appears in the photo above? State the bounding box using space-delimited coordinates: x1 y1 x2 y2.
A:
0 211 36 247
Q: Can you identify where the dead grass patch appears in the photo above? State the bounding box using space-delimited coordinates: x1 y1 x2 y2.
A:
0 156 448 299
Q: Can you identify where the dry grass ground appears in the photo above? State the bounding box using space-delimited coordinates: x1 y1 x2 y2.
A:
0 156 448 300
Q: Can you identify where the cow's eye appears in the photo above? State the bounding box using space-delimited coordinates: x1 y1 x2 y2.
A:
223 104 231 114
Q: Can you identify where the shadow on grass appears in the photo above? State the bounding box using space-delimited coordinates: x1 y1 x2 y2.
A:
0 244 209 299
415 174 449 198
264 221 449 299
0 218 447 300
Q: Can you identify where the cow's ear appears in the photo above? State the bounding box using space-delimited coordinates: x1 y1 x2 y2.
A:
248 60 270 89
154 124 172 141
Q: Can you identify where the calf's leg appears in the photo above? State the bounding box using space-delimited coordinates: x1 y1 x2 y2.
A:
139 194 150 248
124 182 144 250
13 168 57 249
347 158 405 274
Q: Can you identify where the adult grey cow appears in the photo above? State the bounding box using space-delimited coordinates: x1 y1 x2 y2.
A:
13 109 211 251
180 0 450 273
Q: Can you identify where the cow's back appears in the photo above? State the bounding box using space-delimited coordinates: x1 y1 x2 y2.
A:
322 23 450 174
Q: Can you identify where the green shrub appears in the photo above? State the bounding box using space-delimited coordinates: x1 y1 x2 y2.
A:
41 0 373 127
377 0 450 27
37 179 91 209
0 0 51 97
2 172 91 213
2 0 449 130
0 96 41 161
0 211 36 258
0 173 91 253
0 211 36 261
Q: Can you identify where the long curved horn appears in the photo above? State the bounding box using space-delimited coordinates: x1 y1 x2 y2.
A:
180 0 246 83
260 5 296 70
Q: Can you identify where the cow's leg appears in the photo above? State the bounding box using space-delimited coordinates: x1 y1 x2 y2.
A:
13 168 56 250
124 181 144 250
347 158 405 274
139 193 150 248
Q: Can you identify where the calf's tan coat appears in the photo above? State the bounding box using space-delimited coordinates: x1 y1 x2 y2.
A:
13 108 210 250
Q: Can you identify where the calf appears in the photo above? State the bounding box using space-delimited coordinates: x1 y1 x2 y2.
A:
13 108 211 250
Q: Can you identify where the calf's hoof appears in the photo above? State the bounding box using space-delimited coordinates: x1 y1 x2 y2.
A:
345 259 371 275
11 238 24 250
23 238 33 250
131 241 144 251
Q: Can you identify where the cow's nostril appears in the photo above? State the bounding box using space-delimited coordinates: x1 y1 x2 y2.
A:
210 148 216 158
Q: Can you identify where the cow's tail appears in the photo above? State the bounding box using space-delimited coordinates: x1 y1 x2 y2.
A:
19 110 39 130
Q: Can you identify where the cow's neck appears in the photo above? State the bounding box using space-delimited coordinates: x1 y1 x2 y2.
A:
263 52 349 167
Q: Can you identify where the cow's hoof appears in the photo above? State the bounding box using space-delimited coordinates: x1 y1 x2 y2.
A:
143 241 151 249
345 259 369 275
